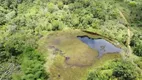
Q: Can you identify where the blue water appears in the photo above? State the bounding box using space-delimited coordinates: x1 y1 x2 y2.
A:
77 36 121 57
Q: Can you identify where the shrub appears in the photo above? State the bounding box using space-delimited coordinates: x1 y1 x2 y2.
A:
87 60 140 80
47 2 56 13
129 1 137 7
87 70 109 80
133 42 142 56
58 1 63 9
12 47 49 80
112 62 138 80
131 33 142 57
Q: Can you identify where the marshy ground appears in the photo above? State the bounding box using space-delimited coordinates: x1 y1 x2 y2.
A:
38 29 122 80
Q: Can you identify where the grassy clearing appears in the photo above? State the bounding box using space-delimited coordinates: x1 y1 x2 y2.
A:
38 29 122 80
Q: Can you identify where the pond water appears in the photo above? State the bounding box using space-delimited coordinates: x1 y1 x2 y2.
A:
77 36 121 57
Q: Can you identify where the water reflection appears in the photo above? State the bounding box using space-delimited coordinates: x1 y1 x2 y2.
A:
77 36 121 57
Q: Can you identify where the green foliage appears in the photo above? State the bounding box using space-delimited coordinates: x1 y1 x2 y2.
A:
131 31 142 56
0 44 9 62
112 62 138 80
12 47 49 80
0 0 142 80
51 20 64 30
129 1 137 7
47 2 57 13
134 45 142 57
58 1 64 9
87 70 109 80
5 10 16 21
87 60 141 80
0 6 7 25
0 0 18 9
71 14 79 26
134 58 142 69
133 41 142 56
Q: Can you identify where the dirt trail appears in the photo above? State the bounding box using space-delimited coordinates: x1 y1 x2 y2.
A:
118 9 142 74
118 9 132 56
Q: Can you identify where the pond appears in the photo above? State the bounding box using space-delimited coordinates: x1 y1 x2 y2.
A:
77 36 121 57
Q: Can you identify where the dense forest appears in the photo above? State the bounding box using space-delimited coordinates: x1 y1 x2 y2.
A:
0 0 142 80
